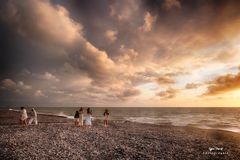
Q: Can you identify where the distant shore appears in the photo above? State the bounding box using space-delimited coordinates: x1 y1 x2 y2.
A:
0 109 240 159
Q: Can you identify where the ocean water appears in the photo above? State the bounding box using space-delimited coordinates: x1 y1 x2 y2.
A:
9 107 240 133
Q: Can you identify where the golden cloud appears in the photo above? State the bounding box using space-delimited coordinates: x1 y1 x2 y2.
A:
4 0 82 47
0 78 32 95
156 75 176 85
203 72 240 96
105 30 118 42
116 88 141 101
163 0 181 10
140 12 156 32
185 83 201 89
157 87 178 99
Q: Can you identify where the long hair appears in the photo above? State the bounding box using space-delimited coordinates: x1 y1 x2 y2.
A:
87 108 92 114
79 107 83 112
104 109 109 116
74 110 79 118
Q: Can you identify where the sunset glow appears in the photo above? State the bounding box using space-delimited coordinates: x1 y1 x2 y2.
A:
0 0 240 107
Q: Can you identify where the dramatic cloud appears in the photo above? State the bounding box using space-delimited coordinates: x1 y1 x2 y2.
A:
156 75 176 85
34 90 45 97
0 0 240 107
109 0 140 22
163 0 181 10
157 87 178 99
185 83 201 89
2 0 82 47
0 79 16 90
105 30 118 42
2 0 117 86
39 72 59 82
73 42 116 85
203 72 240 96
0 79 32 94
140 12 156 32
17 81 32 90
116 88 141 101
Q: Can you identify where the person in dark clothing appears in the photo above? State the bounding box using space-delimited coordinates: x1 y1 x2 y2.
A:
74 111 80 126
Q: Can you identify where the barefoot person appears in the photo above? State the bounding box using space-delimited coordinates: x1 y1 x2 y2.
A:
103 109 109 127
20 107 28 126
79 107 84 127
74 110 80 126
28 108 38 125
84 108 93 128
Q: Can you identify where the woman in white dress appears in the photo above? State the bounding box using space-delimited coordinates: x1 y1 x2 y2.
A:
20 107 28 126
79 107 84 127
28 108 38 125
84 108 93 128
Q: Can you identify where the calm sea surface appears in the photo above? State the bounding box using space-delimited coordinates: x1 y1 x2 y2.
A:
8 107 240 133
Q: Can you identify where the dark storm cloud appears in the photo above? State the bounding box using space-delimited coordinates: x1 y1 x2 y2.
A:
53 0 119 53
0 0 117 85
142 0 240 33
0 1 67 77
0 0 139 106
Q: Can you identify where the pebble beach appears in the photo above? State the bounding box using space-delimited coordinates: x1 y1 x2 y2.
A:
0 109 240 160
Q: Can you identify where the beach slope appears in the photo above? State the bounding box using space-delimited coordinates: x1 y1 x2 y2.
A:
0 110 240 160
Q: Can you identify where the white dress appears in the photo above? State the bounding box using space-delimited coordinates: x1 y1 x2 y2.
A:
85 114 92 126
20 109 28 121
79 113 83 126
29 110 38 125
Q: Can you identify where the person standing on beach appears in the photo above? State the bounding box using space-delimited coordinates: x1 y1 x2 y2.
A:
74 110 80 126
20 107 28 126
103 109 109 127
79 107 84 127
28 108 38 125
84 108 93 128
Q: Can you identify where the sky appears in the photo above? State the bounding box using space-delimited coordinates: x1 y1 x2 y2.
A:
0 0 240 107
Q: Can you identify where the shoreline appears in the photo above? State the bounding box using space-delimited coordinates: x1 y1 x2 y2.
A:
3 108 240 134
1 110 240 159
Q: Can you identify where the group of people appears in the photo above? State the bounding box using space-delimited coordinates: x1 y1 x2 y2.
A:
19 107 38 126
74 108 110 127
19 107 110 127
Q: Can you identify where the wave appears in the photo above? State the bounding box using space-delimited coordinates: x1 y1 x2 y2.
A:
125 117 170 124
125 116 240 133
56 112 73 119
9 107 240 133
9 108 19 112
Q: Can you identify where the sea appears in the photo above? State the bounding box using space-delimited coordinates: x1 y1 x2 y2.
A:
8 107 240 133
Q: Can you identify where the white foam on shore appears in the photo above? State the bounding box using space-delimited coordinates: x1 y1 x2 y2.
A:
57 112 73 119
125 116 240 133
9 108 19 112
125 117 169 124
195 125 240 133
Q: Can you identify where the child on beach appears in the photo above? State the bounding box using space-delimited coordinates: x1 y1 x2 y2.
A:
74 110 80 126
20 107 28 126
79 107 84 127
103 109 109 127
28 108 38 125
84 108 93 128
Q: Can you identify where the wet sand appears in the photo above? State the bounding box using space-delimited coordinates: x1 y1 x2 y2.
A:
0 109 240 160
